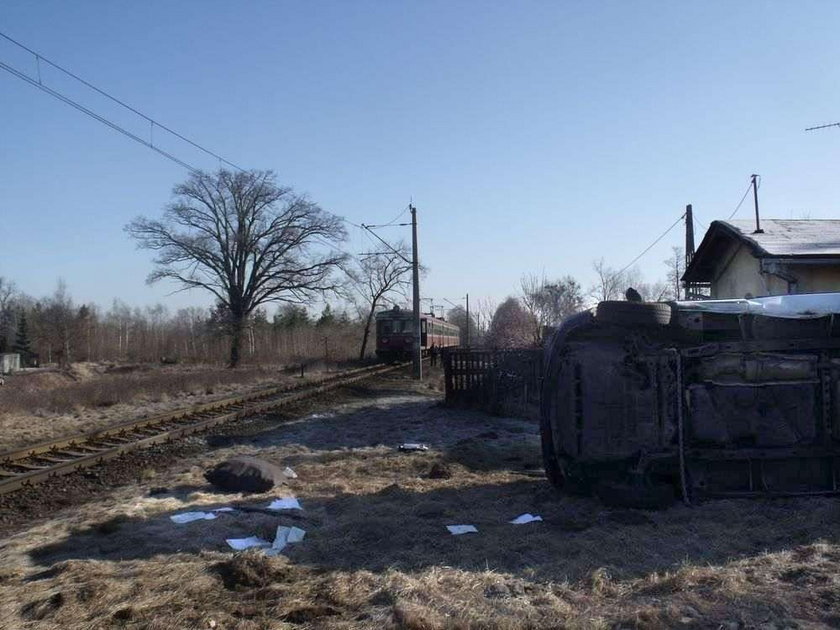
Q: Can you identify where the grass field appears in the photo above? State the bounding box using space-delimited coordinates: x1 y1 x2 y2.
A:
0 362 334 451
0 373 838 629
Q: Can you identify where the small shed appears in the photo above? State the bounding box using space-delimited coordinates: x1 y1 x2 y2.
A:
0 353 21 375
682 219 840 298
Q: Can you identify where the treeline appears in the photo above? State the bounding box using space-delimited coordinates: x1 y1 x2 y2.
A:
479 248 686 350
0 279 364 367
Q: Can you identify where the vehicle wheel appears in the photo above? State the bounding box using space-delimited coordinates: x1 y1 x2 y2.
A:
596 301 672 327
595 480 675 510
540 413 591 494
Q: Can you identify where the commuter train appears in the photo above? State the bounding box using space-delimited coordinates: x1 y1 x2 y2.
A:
375 306 460 361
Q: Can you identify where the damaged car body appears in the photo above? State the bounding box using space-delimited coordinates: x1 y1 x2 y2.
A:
540 293 840 508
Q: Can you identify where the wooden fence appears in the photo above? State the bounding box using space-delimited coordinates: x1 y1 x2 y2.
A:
443 348 543 417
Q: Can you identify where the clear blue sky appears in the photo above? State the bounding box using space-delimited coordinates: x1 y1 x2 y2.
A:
2 1 840 314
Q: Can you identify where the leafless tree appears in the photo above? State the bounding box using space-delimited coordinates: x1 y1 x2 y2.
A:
0 277 17 353
126 170 347 367
664 246 685 301
589 258 628 304
521 274 584 344
348 243 412 360
445 305 477 346
486 297 535 349
473 296 498 344
37 280 80 368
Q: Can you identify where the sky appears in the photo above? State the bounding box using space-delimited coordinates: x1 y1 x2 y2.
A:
3 1 840 317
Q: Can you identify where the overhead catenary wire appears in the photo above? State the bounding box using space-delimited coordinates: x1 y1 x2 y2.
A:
0 30 245 172
0 60 200 172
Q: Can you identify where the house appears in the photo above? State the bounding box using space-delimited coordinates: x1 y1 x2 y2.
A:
682 219 840 299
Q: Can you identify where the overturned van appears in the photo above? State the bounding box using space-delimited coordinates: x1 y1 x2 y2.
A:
540 293 840 508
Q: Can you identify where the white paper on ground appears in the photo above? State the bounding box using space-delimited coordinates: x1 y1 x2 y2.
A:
446 525 478 535
213 507 235 513
399 443 429 451
267 497 302 511
510 513 543 525
265 525 307 555
283 467 298 479
226 536 271 551
170 511 217 524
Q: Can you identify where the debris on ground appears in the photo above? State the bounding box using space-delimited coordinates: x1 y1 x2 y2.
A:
267 497 302 511
283 466 298 479
399 443 429 452
204 455 289 492
510 513 543 525
170 511 218 524
265 525 306 555
225 536 271 551
446 524 478 535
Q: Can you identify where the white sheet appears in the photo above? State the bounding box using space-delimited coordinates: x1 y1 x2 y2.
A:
170 511 217 524
225 536 271 551
267 497 302 511
446 524 478 535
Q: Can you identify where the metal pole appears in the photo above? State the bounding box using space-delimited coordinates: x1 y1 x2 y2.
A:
465 293 470 347
751 174 763 234
411 205 422 379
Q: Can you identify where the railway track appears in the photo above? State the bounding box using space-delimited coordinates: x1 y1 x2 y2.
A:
0 362 405 496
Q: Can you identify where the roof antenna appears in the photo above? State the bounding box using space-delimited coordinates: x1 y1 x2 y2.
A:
751 174 763 234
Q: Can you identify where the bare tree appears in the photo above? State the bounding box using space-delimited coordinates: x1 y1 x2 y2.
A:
445 305 477 345
348 243 412 360
473 296 497 344
663 246 684 301
521 274 584 344
589 258 627 303
0 277 16 353
127 170 347 367
486 297 535 349
37 280 79 368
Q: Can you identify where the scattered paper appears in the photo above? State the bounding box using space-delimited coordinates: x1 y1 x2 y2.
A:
267 497 302 511
510 513 543 525
283 467 298 479
170 511 217 524
265 525 307 555
226 536 271 551
399 443 429 452
446 525 478 535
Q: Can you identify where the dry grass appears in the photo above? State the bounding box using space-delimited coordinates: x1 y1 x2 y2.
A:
0 374 839 629
0 362 317 451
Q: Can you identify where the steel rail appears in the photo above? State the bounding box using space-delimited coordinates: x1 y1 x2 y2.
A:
0 363 404 495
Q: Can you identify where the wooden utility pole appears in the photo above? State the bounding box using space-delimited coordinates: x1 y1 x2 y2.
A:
751 174 763 234
685 204 695 264
410 204 422 380
465 293 470 347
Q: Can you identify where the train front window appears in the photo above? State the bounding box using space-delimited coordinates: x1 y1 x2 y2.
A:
379 320 393 335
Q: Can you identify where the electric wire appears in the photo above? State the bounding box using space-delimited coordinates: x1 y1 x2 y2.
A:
616 212 687 276
727 179 757 220
0 60 199 172
0 30 245 171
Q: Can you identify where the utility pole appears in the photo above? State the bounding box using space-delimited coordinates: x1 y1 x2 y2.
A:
465 293 470 347
751 174 763 234
410 204 422 380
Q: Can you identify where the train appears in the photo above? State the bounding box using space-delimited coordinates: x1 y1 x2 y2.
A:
375 306 460 361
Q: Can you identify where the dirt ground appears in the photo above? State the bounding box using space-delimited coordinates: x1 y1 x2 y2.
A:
0 362 335 451
1 371 839 629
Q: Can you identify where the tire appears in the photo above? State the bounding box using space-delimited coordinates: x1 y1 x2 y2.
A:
595 481 676 510
596 301 672 327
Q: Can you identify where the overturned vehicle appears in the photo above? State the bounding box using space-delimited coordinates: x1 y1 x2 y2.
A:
541 293 840 508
